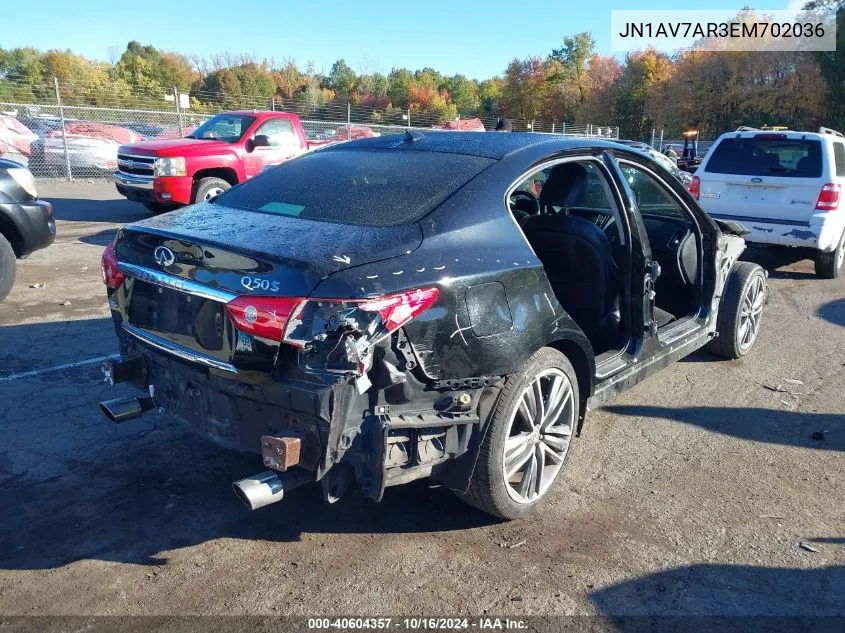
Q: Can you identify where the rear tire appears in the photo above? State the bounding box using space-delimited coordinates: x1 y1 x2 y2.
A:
0 233 17 302
814 231 845 279
455 347 579 520
708 261 767 359
192 177 231 204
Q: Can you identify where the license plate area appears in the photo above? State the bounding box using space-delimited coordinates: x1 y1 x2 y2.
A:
128 280 225 351
740 186 771 203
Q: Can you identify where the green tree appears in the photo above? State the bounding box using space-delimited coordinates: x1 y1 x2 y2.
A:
387 68 413 109
442 74 480 115
806 0 845 128
548 32 595 107
328 58 357 99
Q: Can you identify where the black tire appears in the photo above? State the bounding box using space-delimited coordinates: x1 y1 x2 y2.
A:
192 177 231 204
142 202 179 214
455 347 580 520
0 233 17 302
814 230 845 279
708 261 767 359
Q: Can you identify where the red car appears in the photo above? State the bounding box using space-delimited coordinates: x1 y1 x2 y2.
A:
113 111 314 213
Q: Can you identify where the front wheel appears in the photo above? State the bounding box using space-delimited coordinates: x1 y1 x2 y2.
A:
0 233 17 302
814 230 845 279
455 347 579 520
192 177 231 204
708 261 767 359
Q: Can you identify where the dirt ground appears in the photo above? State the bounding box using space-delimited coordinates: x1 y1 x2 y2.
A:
0 181 843 617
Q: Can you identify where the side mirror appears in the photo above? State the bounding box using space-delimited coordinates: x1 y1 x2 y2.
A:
253 134 271 148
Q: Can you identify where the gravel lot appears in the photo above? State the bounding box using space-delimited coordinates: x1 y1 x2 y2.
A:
0 181 843 617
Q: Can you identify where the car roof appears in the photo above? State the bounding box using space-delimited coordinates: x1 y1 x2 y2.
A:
717 130 830 141
332 131 624 160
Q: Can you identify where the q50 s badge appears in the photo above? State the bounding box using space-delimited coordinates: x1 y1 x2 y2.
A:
241 276 280 293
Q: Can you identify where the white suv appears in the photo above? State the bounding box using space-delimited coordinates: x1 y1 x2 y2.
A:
691 127 845 278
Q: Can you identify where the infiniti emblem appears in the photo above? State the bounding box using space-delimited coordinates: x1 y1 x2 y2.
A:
153 246 176 267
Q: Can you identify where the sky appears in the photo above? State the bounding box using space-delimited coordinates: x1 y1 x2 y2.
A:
0 0 805 80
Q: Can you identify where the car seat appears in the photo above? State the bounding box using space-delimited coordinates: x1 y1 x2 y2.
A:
522 210 620 353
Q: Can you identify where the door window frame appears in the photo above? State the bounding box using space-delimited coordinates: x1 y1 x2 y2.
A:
504 154 636 364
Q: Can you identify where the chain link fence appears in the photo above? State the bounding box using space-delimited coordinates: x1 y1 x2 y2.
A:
0 75 620 180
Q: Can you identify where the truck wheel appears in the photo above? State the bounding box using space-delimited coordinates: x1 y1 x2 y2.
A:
814 231 845 279
455 347 579 520
0 233 17 302
193 177 231 204
708 261 767 359
142 202 179 215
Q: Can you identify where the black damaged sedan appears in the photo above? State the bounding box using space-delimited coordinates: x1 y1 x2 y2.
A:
99 132 766 519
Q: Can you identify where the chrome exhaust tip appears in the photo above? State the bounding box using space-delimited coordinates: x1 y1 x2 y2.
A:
232 469 311 510
99 396 155 423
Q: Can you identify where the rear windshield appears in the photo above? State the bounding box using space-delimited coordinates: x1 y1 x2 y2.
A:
705 137 823 178
216 149 494 227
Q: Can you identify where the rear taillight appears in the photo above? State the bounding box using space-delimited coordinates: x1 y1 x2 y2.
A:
689 175 700 200
282 287 440 348
225 288 440 346
225 296 304 341
101 242 125 289
815 183 841 211
354 287 440 333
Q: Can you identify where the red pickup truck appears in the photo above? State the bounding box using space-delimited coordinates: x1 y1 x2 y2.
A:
113 110 317 212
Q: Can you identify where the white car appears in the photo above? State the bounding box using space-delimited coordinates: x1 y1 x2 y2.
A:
691 127 845 278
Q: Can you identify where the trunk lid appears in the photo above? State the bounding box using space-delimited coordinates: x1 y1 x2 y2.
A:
697 174 821 224
113 201 423 371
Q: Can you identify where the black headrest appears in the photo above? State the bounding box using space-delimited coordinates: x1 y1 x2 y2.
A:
539 163 588 211
763 152 780 167
797 154 819 173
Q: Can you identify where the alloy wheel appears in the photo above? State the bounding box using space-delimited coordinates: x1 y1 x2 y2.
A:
502 368 575 504
738 274 765 351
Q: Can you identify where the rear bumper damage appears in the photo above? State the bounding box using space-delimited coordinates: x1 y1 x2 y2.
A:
708 211 845 252
99 334 498 510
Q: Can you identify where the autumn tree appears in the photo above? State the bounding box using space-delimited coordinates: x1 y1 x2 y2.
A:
500 57 548 120
611 48 674 139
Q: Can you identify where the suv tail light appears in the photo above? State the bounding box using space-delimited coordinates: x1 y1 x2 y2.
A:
101 242 125 289
815 183 841 210
225 296 304 341
689 175 700 200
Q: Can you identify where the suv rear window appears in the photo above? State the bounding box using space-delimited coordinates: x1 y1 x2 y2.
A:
217 149 494 227
705 137 823 178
